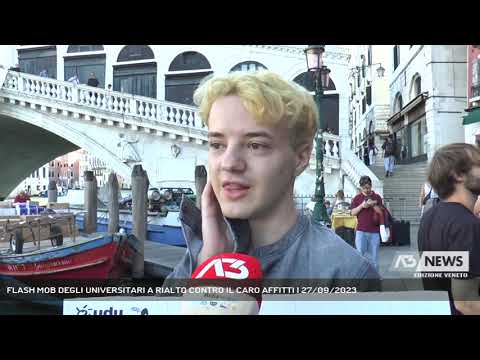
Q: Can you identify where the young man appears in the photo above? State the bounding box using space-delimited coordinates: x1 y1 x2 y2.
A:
166 71 379 283
418 143 480 315
382 136 395 177
350 176 383 271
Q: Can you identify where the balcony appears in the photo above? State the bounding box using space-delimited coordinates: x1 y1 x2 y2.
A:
309 133 340 172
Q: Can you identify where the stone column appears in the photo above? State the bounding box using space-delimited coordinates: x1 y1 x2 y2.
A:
47 180 58 204
131 165 147 278
84 171 97 234
107 172 119 234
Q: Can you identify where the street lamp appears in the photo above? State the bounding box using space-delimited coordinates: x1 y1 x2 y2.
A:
350 63 385 79
304 45 331 224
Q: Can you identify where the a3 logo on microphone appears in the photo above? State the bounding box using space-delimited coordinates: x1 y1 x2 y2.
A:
191 253 263 281
194 258 249 279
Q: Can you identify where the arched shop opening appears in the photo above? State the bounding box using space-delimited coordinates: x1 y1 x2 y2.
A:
230 61 267 72
113 45 156 98
165 51 213 105
18 46 57 78
64 45 106 87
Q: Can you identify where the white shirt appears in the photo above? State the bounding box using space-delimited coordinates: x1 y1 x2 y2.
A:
424 183 438 199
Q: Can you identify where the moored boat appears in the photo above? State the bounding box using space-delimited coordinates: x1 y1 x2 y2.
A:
0 213 139 279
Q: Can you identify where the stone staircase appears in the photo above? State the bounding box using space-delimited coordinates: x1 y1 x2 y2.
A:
370 159 428 226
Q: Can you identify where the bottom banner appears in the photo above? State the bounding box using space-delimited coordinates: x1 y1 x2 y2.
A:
63 291 452 315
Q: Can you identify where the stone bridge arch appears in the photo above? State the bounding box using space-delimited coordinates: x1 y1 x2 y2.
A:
0 103 131 196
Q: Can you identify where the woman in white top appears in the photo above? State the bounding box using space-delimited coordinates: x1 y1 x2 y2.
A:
418 182 440 217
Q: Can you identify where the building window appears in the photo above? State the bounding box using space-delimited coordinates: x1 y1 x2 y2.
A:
472 60 480 97
43 167 46 179
413 76 421 97
362 56 366 78
18 46 57 78
357 73 361 88
230 61 267 72
117 45 154 63
67 45 104 53
410 117 427 158
64 47 106 88
393 46 400 71
394 93 403 113
165 51 213 105
366 84 372 106
367 46 372 66
362 97 366 114
114 46 156 98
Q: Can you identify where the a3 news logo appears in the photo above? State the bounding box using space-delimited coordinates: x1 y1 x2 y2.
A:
391 251 469 273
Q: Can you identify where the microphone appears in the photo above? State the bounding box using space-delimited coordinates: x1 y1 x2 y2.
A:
180 253 263 315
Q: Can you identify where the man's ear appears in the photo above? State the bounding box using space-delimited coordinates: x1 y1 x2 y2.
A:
451 171 465 183
294 142 313 177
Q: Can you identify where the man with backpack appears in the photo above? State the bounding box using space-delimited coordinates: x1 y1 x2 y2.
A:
382 136 395 177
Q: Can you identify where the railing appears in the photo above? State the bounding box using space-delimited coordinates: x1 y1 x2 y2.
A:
1 70 206 132
322 133 340 159
341 146 383 198
310 133 341 170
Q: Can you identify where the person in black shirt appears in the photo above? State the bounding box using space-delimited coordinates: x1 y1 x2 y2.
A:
87 72 99 87
418 143 480 315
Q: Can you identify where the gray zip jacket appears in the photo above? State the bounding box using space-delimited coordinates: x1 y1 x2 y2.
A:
165 198 380 289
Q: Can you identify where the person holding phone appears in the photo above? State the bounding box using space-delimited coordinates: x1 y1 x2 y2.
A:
350 176 384 271
165 71 379 284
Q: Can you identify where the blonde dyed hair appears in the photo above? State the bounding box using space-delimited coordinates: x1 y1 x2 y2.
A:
193 70 319 149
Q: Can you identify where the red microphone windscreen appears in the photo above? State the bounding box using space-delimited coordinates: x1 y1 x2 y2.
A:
192 253 263 280
190 253 263 310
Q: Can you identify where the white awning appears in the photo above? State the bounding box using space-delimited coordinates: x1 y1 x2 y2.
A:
400 92 428 116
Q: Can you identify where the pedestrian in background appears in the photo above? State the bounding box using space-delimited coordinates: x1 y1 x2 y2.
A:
14 190 30 203
363 142 370 166
419 181 440 217
350 176 384 271
333 190 350 210
87 72 99 87
382 136 395 177
68 74 80 85
324 200 333 217
368 142 378 166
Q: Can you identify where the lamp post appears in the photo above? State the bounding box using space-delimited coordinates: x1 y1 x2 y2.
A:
304 45 331 224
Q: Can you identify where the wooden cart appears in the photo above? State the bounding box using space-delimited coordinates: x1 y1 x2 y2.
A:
0 213 77 254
